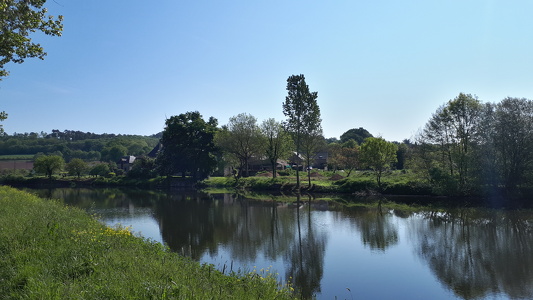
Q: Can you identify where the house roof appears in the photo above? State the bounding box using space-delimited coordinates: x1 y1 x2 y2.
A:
147 142 163 158
120 156 136 164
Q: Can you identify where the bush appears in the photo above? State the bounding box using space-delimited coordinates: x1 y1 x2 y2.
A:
381 181 434 195
334 178 378 193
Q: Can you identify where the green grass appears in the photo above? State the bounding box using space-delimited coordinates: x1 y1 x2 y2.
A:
0 186 295 299
201 169 434 196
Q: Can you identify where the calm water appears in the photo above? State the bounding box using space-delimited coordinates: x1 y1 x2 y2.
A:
25 188 533 300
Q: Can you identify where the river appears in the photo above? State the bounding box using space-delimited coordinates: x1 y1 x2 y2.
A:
24 187 533 300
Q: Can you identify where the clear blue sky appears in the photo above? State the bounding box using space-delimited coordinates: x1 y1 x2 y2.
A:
2 0 533 142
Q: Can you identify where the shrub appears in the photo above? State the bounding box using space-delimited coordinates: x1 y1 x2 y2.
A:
334 178 378 193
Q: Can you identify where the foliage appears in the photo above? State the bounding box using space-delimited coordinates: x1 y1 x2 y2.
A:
0 110 6 134
65 158 88 178
300 130 325 186
333 177 378 193
0 186 295 299
260 118 292 178
489 98 533 189
0 0 64 80
89 163 110 177
33 154 64 179
331 142 360 176
127 157 156 179
216 113 263 178
100 144 127 162
0 130 158 160
419 93 483 191
282 74 321 189
156 111 219 180
340 127 373 144
360 137 398 188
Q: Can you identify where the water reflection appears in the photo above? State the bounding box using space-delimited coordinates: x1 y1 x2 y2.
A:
411 208 533 299
343 205 399 251
24 187 533 299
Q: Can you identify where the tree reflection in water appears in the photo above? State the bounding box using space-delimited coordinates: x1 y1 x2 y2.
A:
411 208 533 299
285 194 327 299
154 191 327 298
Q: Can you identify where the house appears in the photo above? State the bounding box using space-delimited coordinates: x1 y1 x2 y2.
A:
287 151 328 170
118 155 136 172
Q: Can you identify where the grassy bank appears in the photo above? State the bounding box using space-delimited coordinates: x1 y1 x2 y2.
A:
0 186 294 299
201 170 435 196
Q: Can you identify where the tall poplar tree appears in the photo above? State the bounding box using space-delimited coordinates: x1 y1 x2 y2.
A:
282 74 321 189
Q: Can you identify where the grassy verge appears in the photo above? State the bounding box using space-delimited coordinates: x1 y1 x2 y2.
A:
0 186 295 299
201 170 435 196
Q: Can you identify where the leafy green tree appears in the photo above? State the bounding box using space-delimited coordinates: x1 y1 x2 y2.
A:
326 142 341 172
33 154 64 179
360 137 398 188
336 141 360 177
101 144 127 162
89 163 110 178
420 93 483 190
260 118 291 178
395 142 408 170
0 0 64 80
0 111 6 134
128 157 156 179
156 111 218 180
282 74 321 189
215 113 263 178
65 158 88 178
340 128 373 144
491 97 533 189
300 130 325 186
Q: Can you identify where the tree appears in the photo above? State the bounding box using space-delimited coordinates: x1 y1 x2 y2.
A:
491 97 533 189
89 163 110 178
336 140 360 177
101 144 128 162
215 113 263 178
300 130 325 186
156 111 218 180
33 154 64 179
128 157 156 179
282 74 322 189
65 158 88 178
340 127 373 144
0 111 6 134
360 137 398 188
260 118 291 178
420 93 483 190
0 0 64 80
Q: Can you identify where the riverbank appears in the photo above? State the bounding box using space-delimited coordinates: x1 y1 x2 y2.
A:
0 186 295 299
3 170 532 208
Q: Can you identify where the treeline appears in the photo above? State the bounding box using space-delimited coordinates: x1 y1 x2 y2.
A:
412 93 533 197
0 129 160 162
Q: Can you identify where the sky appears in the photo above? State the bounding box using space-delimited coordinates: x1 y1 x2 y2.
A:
2 0 533 142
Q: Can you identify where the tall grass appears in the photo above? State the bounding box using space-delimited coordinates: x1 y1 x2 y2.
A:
0 186 295 299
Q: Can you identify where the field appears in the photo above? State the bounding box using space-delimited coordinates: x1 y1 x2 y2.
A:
0 160 33 170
